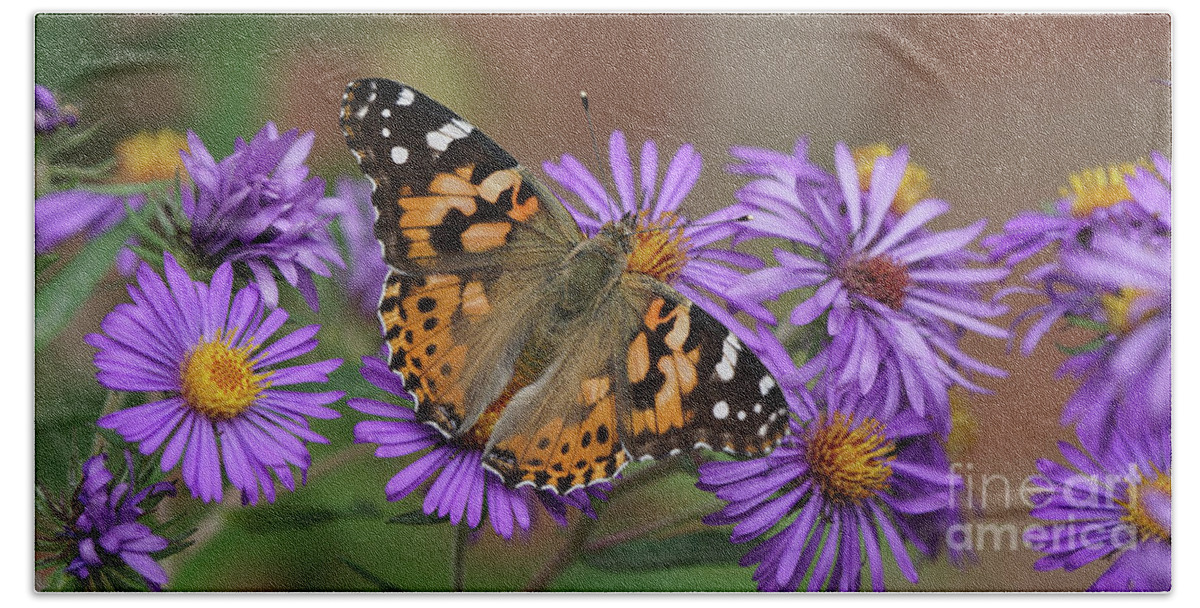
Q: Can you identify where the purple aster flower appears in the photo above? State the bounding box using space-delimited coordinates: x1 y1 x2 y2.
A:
541 130 767 348
1025 431 1171 591
347 355 608 539
88 252 343 505
179 122 344 310
35 84 78 134
59 452 175 591
697 388 964 591
1057 228 1171 455
34 189 145 256
728 140 1008 434
985 154 1171 455
984 156 1170 270
329 176 390 317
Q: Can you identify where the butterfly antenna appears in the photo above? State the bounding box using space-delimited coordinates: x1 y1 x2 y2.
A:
581 90 622 221
631 213 754 236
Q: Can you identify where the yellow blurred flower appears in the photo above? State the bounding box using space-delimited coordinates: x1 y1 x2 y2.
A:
1060 161 1147 218
114 129 189 184
852 143 932 215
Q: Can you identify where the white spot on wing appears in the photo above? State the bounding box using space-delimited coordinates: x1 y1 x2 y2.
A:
390 146 408 164
715 334 739 382
757 423 769 437
354 105 369 119
397 88 415 105
759 375 775 396
426 131 453 152
380 127 391 138
712 400 729 420
737 410 746 421
753 403 763 414
381 108 391 118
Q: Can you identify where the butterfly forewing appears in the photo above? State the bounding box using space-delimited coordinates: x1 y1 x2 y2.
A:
617 279 790 460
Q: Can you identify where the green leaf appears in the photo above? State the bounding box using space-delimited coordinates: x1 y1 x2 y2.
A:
1057 337 1108 356
1064 314 1107 332
387 509 446 526
581 529 744 572
34 222 131 352
35 252 61 276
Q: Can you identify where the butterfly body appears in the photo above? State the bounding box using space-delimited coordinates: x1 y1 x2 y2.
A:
341 78 788 493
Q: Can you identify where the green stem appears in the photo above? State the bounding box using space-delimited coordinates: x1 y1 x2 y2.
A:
584 504 716 553
451 523 469 591
521 458 696 590
523 511 597 591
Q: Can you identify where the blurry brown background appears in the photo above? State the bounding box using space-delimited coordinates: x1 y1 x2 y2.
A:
40 13 1171 591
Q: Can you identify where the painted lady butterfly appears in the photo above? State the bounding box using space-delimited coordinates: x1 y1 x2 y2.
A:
340 78 788 494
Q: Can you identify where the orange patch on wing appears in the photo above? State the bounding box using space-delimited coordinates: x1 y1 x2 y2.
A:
627 333 650 383
430 172 478 196
509 196 540 222
461 280 491 317
643 298 681 332
380 273 474 429
461 222 512 253
475 169 522 203
402 228 436 259
398 195 477 227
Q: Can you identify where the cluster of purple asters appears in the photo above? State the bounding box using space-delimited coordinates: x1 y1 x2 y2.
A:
34 120 347 311
40 452 176 590
985 154 1171 456
675 139 999 590
89 252 344 505
984 153 1172 591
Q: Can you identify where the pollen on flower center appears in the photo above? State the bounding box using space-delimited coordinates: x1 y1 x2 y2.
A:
1062 161 1144 218
837 255 910 310
179 333 270 421
626 211 692 283
1118 467 1171 543
805 413 896 505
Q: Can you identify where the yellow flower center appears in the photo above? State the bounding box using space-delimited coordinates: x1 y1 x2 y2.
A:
179 333 271 421
114 129 190 184
853 143 931 214
1060 161 1145 218
625 211 692 283
806 413 896 505
1117 467 1171 543
1101 287 1154 334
